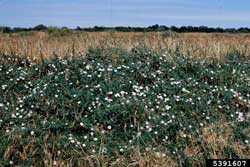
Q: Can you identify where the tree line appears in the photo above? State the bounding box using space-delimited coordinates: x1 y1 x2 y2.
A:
1 24 250 33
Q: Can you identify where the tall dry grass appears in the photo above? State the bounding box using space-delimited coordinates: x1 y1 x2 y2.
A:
0 31 250 61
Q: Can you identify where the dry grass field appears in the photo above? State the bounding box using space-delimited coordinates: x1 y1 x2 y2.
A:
1 31 250 61
0 31 250 167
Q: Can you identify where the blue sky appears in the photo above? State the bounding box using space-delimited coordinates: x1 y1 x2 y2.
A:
0 0 250 28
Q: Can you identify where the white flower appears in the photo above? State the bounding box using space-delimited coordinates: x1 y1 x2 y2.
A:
232 69 236 74
30 131 35 136
86 64 92 70
1 84 7 90
182 87 190 94
107 125 112 130
245 140 249 144
0 103 4 107
238 112 245 122
53 161 57 166
165 105 171 110
102 147 107 154
136 132 141 137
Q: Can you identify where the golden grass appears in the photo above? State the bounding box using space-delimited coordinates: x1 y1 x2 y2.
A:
4 140 178 167
1 31 250 62
4 122 250 167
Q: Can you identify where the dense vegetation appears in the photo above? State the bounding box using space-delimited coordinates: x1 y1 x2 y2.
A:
1 24 250 33
0 48 250 166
